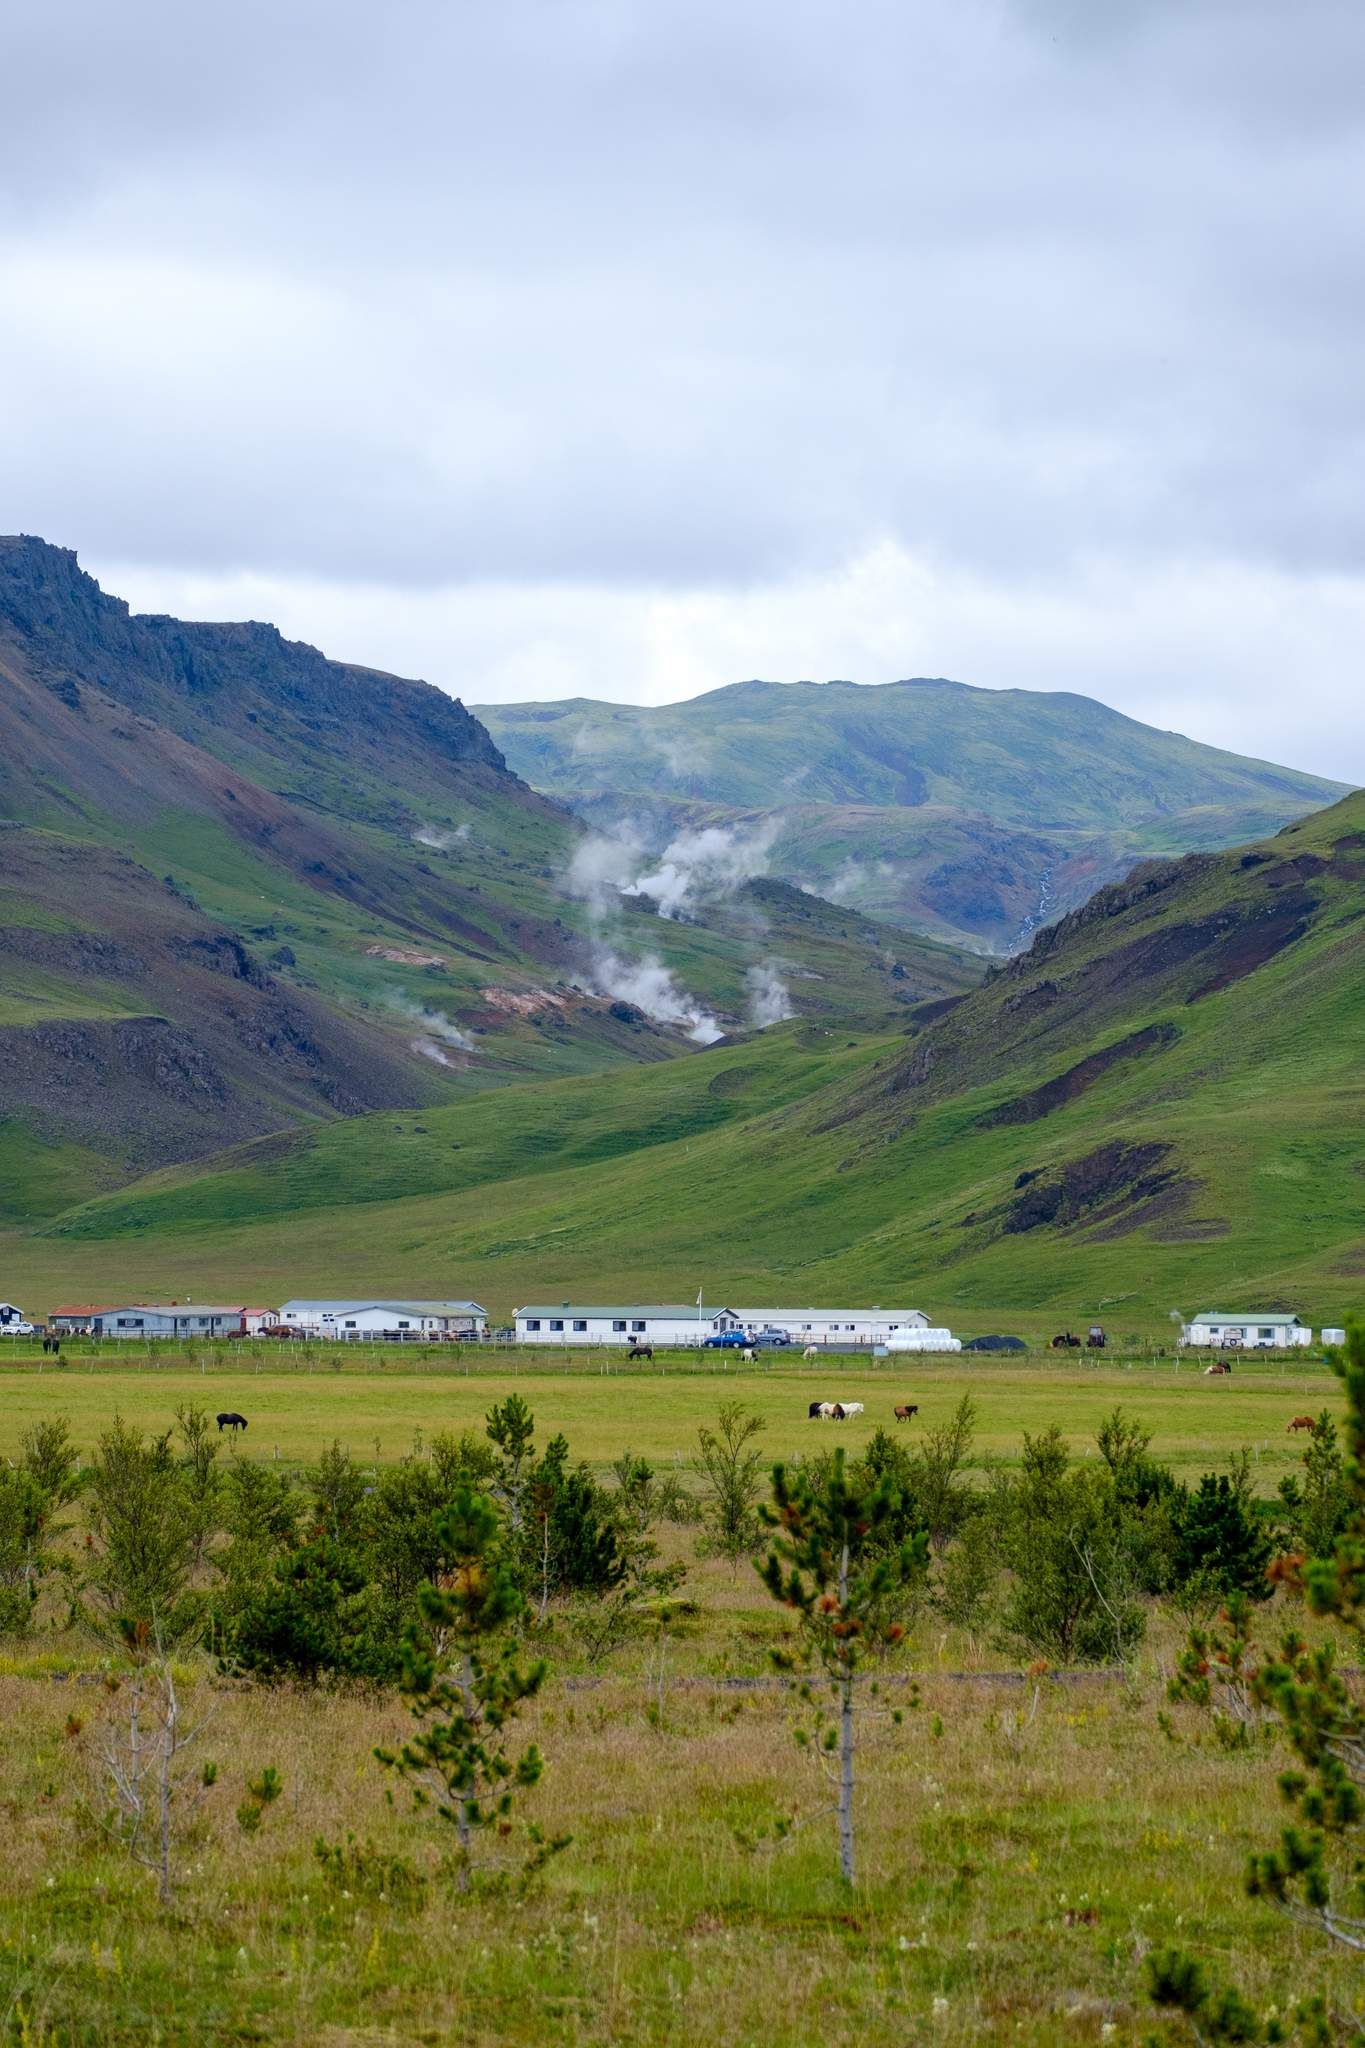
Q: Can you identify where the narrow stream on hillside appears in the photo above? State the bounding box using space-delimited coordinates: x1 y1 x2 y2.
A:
1013 863 1055 949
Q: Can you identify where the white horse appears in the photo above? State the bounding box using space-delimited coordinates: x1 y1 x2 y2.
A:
840 1401 865 1419
803 1344 819 1360
741 1346 755 1364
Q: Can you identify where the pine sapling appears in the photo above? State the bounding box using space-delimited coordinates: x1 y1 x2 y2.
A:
758 1447 928 1883
375 1488 567 1890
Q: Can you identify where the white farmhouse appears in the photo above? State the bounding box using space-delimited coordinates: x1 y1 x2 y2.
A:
280 1299 486 1340
513 1303 934 1347
1180 1312 1312 1349
514 1304 737 1346
90 1305 249 1339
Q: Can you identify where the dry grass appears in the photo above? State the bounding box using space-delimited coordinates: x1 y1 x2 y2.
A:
0 1554 1359 2045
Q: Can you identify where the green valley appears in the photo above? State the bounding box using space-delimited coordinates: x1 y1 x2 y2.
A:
11 791 1364 1325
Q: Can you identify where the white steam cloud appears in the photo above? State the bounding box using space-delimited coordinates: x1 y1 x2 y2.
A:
387 995 477 1064
413 822 472 850
592 950 723 1045
745 961 795 1029
824 856 896 903
625 821 779 920
566 825 645 914
564 820 786 1041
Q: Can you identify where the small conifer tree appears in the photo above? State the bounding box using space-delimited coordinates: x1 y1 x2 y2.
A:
376 1487 566 1889
758 1447 928 1883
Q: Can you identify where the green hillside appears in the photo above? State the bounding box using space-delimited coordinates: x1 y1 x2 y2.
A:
15 791 1364 1325
478 679 1349 949
0 541 978 1201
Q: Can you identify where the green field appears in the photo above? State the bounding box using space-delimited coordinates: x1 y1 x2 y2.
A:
0 1352 1340 1485
0 1348 1356 2043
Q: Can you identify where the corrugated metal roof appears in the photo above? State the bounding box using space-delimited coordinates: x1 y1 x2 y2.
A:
515 1305 733 1320
516 1304 926 1321
1191 1312 1304 1325
102 1305 249 1317
281 1299 485 1314
735 1307 927 1321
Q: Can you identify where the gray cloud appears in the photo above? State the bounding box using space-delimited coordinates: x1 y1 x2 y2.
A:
2 0 1363 773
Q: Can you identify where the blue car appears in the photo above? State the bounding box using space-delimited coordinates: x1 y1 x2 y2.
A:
703 1329 750 1348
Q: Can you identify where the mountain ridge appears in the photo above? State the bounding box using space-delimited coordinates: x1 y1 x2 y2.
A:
477 678 1349 950
0 539 979 1206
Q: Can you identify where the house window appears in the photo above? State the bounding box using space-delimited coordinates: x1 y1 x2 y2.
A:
398 1321 410 1329
525 1319 540 1331
632 1320 646 1332
1259 1328 1274 1340
344 1321 356 1329
573 1320 587 1332
550 1319 564 1332
613 1320 626 1332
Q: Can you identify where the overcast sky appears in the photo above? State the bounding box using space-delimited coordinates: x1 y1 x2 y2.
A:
3 0 1363 779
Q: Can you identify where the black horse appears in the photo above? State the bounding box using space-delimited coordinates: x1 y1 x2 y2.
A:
626 1344 654 1361
216 1411 248 1432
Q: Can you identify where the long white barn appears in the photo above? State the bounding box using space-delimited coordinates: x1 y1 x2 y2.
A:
513 1304 931 1346
280 1299 487 1339
1180 1312 1312 1349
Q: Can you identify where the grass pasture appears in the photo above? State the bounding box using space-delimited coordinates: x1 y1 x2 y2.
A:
0 1349 1342 1483
0 1347 1356 2044
0 1654 1356 2046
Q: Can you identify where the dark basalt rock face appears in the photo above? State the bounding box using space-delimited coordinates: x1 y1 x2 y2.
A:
981 1022 1180 1127
1002 1139 1182 1235
0 533 507 779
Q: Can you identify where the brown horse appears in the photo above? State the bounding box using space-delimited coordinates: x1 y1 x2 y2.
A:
893 1404 919 1422
1287 1415 1317 1433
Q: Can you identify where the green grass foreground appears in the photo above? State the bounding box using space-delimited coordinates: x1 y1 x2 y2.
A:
2 1651 1355 2046
0 1357 1357 2043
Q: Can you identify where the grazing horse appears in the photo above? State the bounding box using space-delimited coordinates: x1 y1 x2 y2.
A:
741 1346 755 1364
894 1403 919 1422
1051 1332 1082 1350
1287 1415 1317 1434
627 1343 654 1361
802 1345 820 1360
829 1403 847 1420
842 1401 864 1418
1204 1360 1233 1377
808 1400 826 1419
216 1412 248 1433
